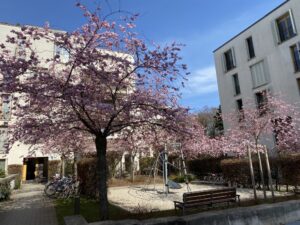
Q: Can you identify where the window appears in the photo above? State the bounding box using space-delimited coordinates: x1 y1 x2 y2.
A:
250 61 269 88
0 129 8 154
275 11 297 43
236 99 243 111
236 99 244 121
223 48 236 72
291 43 300 72
297 78 300 95
54 45 70 63
232 74 241 95
246 37 255 59
0 159 5 171
0 94 11 121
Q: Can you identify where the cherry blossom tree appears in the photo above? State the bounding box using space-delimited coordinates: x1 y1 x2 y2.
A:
224 92 300 201
0 4 189 219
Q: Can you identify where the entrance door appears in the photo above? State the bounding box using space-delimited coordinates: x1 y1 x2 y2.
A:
26 158 36 180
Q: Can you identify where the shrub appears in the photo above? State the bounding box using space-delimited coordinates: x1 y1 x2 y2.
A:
220 156 280 188
64 160 74 177
187 157 224 178
107 151 123 178
0 169 5 178
48 160 61 179
0 181 11 201
77 158 98 198
139 157 156 175
221 158 253 186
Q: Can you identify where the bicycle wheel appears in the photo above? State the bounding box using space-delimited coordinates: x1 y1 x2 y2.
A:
44 183 57 198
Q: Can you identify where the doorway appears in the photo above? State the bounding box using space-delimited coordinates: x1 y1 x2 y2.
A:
23 157 48 182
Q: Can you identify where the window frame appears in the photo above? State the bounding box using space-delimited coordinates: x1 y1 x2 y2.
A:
290 43 300 73
232 74 241 96
222 48 236 72
274 10 297 44
0 94 12 121
250 60 269 89
246 36 255 60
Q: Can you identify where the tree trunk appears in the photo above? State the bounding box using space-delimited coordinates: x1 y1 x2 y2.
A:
247 145 257 202
264 146 275 202
256 148 267 200
95 135 109 220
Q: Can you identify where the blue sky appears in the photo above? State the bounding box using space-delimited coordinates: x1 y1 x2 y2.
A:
0 0 285 111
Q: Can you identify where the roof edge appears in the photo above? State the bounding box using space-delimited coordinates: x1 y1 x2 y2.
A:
213 0 290 53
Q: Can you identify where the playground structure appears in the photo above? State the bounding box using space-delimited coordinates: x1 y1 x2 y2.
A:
143 142 191 195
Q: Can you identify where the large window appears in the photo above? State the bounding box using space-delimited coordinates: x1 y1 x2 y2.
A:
250 61 269 88
246 36 255 59
223 48 236 72
0 94 11 121
276 11 297 43
232 74 241 95
291 43 300 72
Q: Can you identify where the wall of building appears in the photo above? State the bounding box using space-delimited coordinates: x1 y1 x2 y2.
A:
0 23 63 172
214 0 300 134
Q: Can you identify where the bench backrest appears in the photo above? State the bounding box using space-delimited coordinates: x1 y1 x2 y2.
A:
183 188 236 205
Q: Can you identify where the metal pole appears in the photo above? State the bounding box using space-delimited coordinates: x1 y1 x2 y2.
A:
163 144 169 195
179 143 191 192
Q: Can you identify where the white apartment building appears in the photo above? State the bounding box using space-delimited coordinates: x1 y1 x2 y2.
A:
0 22 140 181
214 0 300 137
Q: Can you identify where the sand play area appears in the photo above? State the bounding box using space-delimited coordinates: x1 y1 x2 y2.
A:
108 183 291 212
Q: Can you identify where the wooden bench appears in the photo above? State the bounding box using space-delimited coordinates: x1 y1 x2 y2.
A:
174 187 240 215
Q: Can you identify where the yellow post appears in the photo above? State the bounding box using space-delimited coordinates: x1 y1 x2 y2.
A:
22 164 27 181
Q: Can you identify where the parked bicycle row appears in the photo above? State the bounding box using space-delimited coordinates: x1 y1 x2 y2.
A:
44 175 80 199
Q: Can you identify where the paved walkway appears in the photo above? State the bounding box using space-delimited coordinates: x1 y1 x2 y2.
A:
0 183 58 225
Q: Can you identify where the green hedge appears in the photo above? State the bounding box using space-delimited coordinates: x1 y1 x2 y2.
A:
187 157 224 178
0 169 5 178
221 158 256 186
279 154 300 186
220 156 294 188
8 164 23 177
77 158 98 198
48 160 61 179
139 157 156 175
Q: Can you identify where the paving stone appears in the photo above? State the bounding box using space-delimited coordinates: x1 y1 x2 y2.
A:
0 183 58 225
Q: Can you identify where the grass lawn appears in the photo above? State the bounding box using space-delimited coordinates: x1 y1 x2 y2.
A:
55 197 178 225
55 195 300 225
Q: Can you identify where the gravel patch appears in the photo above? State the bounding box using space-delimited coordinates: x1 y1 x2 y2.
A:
108 183 291 212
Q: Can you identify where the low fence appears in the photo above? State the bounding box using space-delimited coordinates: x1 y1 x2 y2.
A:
0 174 18 190
65 199 300 225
